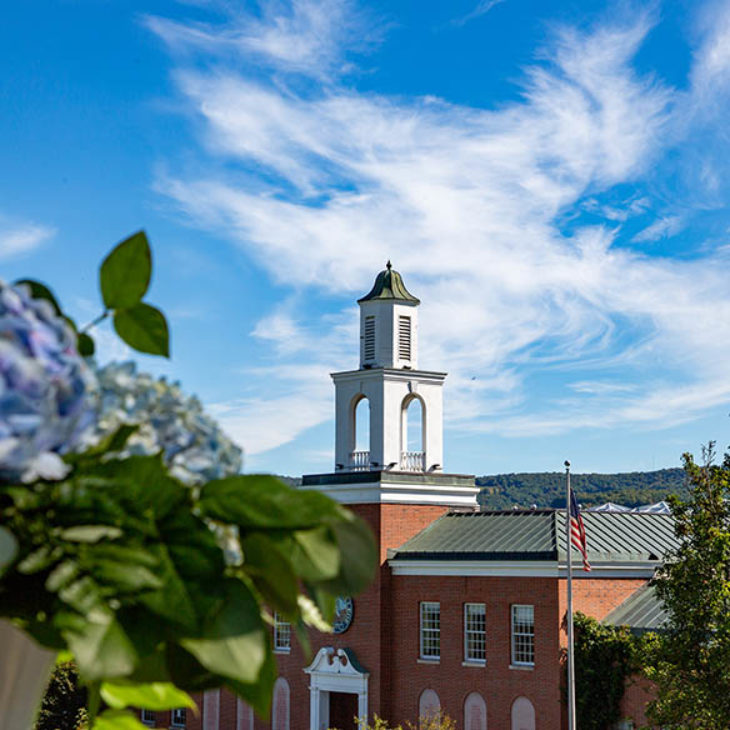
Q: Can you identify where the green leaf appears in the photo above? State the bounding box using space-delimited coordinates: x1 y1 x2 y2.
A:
240 533 299 616
310 587 336 625
100 681 195 712
0 526 17 577
46 560 80 592
62 607 139 681
100 231 151 309
199 475 342 529
134 541 199 633
78 332 95 356
67 424 139 462
297 593 332 633
15 278 63 315
181 579 268 685
92 709 148 730
224 644 277 717
113 303 169 357
317 514 378 595
86 559 163 593
60 525 123 543
288 527 340 582
17 545 62 574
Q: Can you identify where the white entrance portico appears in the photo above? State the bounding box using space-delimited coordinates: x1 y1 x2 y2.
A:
303 647 369 730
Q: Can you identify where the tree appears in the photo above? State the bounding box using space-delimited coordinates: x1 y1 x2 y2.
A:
35 663 88 730
572 612 639 730
645 444 730 728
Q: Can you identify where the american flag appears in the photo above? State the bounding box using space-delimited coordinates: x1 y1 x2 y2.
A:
569 489 591 572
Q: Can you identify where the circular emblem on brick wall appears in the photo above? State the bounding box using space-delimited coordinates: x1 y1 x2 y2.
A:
333 596 354 634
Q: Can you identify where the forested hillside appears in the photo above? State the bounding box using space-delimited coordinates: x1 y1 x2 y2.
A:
477 468 687 510
284 469 687 510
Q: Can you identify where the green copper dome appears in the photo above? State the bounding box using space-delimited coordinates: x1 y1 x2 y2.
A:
358 261 420 304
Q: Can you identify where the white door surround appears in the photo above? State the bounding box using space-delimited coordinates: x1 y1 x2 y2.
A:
304 647 369 730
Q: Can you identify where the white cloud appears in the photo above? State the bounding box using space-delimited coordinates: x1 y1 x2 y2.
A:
633 215 684 242
145 0 380 79
451 0 507 27
148 2 730 457
0 219 55 260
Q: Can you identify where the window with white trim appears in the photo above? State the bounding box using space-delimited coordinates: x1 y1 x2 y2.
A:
274 612 291 652
420 602 440 659
464 603 486 663
511 604 535 666
141 710 155 725
364 316 375 361
171 708 187 727
398 315 411 361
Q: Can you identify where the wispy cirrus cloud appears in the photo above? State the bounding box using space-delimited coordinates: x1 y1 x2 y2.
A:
0 217 55 261
451 0 507 28
633 215 684 242
146 1 730 463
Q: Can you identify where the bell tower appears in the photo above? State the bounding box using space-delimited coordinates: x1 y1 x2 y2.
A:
302 262 477 508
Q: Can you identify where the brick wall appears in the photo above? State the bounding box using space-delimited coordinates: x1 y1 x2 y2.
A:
389 574 563 730
563 577 647 625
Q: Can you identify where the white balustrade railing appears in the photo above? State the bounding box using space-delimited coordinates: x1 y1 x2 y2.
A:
349 451 371 471
400 451 426 472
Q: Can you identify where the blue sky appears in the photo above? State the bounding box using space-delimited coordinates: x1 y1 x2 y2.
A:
3 0 730 477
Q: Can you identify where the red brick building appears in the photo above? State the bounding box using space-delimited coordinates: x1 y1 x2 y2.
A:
141 265 675 730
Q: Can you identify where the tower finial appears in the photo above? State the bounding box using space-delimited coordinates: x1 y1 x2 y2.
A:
386 260 392 271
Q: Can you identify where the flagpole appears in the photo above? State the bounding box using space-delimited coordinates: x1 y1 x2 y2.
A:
565 460 576 730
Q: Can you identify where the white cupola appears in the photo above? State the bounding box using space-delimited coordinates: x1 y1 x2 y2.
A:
301 262 478 509
331 263 445 474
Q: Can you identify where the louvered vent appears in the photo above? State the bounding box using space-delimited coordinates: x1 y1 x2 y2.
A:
398 315 411 361
364 316 376 361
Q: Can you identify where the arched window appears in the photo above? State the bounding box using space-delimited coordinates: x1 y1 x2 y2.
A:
237 698 254 730
272 678 290 730
203 690 219 730
419 689 440 725
350 395 370 470
355 396 370 451
464 692 487 730
401 395 425 470
510 697 535 730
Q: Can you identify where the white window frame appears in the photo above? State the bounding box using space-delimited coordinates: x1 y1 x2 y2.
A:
464 602 486 664
141 709 155 726
420 601 440 660
170 708 187 727
274 612 291 653
511 604 535 667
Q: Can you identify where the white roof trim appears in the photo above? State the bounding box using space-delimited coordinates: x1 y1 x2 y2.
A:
388 559 657 578
300 481 479 506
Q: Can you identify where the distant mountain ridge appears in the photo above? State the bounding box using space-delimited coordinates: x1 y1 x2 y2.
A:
281 469 687 511
477 468 686 510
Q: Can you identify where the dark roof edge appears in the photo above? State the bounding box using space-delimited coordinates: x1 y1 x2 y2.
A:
390 550 558 562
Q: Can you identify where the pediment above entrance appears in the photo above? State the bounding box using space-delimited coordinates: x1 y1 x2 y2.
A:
304 647 369 678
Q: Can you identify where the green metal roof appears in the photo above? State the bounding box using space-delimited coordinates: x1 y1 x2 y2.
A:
391 509 678 564
358 261 420 304
603 583 667 634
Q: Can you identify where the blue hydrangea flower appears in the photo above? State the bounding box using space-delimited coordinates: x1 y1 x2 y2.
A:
0 281 96 482
83 361 242 486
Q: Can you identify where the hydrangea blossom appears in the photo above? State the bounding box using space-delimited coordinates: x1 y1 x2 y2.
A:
85 361 242 486
0 281 96 482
